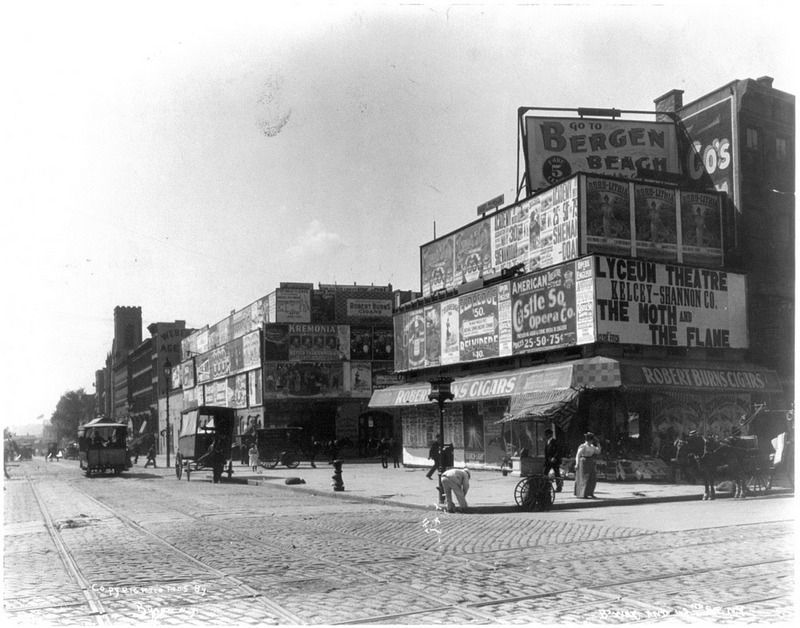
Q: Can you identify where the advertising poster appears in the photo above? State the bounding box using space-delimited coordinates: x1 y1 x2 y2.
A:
372 363 401 390
592 255 747 348
535 177 580 268
420 236 455 296
180 360 195 389
511 261 579 354
346 298 392 319
262 362 343 398
493 199 531 272
350 326 373 360
585 176 632 256
263 324 290 361
372 327 393 361
459 285 499 362
454 222 492 284
680 192 723 266
525 116 679 192
248 369 262 406
288 324 345 361
311 288 336 322
350 361 372 396
462 405 486 464
440 298 460 365
393 313 408 372
575 257 597 345
275 287 311 323
634 184 678 261
680 97 735 203
242 330 261 370
227 374 248 408
196 356 211 384
424 304 441 367
405 311 427 369
497 282 513 357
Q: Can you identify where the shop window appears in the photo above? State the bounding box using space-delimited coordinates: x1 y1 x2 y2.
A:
745 127 759 150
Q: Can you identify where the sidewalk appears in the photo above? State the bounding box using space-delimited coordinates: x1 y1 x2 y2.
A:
148 454 793 513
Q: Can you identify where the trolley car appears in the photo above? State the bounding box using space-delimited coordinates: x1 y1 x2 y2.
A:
174 406 236 483
78 417 130 477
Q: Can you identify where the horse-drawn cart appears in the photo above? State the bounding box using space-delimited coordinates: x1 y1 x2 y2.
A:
175 406 236 483
513 456 558 511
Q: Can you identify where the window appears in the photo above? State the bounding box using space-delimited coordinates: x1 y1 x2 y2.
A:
776 137 788 161
745 127 759 150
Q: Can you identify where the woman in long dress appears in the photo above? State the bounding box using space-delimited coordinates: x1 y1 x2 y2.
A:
574 432 602 498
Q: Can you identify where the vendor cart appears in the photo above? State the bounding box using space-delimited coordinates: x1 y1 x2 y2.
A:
175 406 236 483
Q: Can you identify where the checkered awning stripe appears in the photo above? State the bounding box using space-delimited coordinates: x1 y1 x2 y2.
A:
571 357 621 389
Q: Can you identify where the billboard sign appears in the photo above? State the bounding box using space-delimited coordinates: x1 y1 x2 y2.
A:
679 191 723 267
525 116 679 192
275 287 311 323
592 255 747 348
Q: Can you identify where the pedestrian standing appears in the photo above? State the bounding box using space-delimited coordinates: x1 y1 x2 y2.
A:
143 444 157 468
248 442 260 473
574 432 601 498
379 438 390 469
425 434 441 480
390 437 401 468
543 429 563 492
441 467 470 513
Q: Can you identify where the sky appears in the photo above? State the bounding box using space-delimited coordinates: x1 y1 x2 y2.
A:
1 0 796 434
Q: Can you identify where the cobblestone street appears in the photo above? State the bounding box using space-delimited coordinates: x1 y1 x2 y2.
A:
4 459 795 625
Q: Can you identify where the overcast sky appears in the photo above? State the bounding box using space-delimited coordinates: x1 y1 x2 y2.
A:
2 1 796 432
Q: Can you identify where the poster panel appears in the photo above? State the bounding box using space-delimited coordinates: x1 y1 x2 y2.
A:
459 285 499 362
394 313 408 372
525 116 679 192
180 360 195 389
242 330 260 370
575 257 597 345
497 282 513 357
227 374 248 408
680 192 723 266
680 97 735 202
424 304 441 367
634 184 678 261
346 298 392 319
439 298 460 365
585 176 632 256
511 261 579 354
248 369 262 406
493 199 531 272
288 324 344 361
262 362 344 398
405 310 427 369
275 287 311 323
454 221 492 284
372 327 393 361
592 255 747 348
196 355 211 384
350 361 372 396
532 177 580 269
420 235 455 295
263 324 290 361
350 326 373 360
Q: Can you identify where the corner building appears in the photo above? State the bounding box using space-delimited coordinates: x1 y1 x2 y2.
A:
369 77 793 481
177 283 413 455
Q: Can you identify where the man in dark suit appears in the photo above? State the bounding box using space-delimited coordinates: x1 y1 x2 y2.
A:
544 429 563 492
425 434 441 479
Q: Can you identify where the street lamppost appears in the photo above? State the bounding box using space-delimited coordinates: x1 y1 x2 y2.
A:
164 358 172 468
429 376 454 505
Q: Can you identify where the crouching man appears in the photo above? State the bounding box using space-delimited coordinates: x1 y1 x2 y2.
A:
441 467 471 513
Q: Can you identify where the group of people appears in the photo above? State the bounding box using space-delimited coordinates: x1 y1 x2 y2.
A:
426 429 604 512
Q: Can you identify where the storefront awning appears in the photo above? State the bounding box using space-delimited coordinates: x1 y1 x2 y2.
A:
618 360 783 394
367 356 620 409
495 387 581 430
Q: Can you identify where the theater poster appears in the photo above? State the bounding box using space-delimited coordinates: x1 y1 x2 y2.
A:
634 184 678 262
585 176 632 256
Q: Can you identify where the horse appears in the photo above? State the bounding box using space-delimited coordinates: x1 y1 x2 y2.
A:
675 435 750 500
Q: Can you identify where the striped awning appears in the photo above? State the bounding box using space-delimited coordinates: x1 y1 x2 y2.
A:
495 387 581 430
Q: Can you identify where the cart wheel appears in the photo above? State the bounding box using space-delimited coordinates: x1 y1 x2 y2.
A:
175 454 183 480
514 478 532 509
266 455 280 469
284 452 299 469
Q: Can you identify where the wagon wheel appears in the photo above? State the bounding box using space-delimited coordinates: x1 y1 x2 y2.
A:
283 452 300 469
265 454 280 469
514 478 533 510
175 454 183 480
747 468 770 495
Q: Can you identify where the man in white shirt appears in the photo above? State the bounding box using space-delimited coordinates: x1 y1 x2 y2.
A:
441 467 470 513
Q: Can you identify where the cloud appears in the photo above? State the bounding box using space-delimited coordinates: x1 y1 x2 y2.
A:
286 219 344 259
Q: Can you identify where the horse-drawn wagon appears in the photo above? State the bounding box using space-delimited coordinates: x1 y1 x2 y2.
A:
174 406 236 483
78 418 129 477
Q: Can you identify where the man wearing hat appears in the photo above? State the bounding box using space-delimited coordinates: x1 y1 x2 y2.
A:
574 432 602 498
440 467 470 513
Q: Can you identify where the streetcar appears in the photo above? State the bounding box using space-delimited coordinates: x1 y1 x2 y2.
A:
78 417 130 477
174 406 236 483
